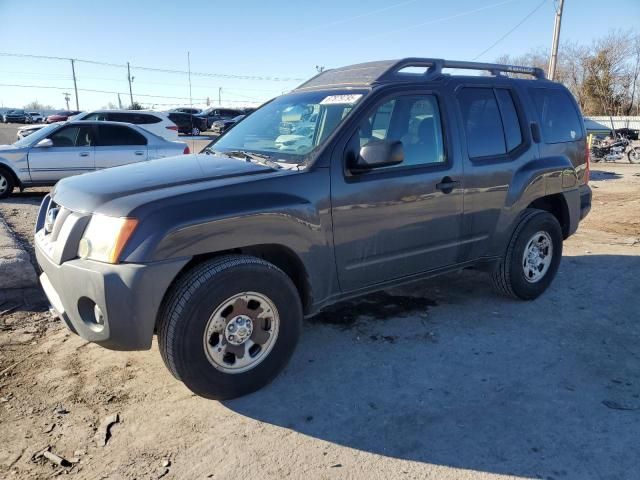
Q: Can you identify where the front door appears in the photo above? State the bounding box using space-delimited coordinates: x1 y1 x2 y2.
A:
27 125 95 182
94 124 148 169
331 92 464 292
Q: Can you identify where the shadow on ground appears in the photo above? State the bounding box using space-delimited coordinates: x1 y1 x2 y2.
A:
226 254 640 479
589 170 623 181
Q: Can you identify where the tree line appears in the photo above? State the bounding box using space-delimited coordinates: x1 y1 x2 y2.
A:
496 30 640 117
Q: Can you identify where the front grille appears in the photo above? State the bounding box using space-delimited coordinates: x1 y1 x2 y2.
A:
35 195 91 265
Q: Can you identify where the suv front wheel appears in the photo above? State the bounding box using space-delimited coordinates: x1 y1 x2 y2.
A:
157 255 302 400
492 209 563 300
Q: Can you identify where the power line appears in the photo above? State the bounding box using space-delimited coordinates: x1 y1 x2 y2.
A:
297 0 421 34
347 0 520 45
0 52 305 82
0 83 262 104
473 0 548 60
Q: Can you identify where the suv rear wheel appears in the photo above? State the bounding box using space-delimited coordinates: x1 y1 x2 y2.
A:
492 209 563 300
0 168 15 199
157 255 302 400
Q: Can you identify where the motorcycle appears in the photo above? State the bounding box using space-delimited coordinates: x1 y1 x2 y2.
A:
590 135 640 164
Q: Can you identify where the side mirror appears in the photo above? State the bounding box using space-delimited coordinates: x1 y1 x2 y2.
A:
35 138 54 148
352 140 404 173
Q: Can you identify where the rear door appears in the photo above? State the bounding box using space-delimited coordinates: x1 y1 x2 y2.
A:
454 83 535 260
27 124 95 182
94 124 148 169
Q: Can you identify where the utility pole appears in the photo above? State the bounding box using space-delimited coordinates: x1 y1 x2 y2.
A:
63 93 71 110
547 0 565 81
117 93 123 109
127 62 134 106
187 52 193 108
70 59 80 110
218 87 222 106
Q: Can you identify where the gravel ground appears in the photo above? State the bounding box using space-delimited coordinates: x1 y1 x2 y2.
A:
0 122 639 479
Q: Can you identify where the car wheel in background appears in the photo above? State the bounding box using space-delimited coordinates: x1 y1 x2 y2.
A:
0 168 15 199
492 208 563 300
191 127 201 136
157 255 303 400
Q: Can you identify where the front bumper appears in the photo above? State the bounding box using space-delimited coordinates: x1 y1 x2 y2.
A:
34 196 189 350
36 241 188 350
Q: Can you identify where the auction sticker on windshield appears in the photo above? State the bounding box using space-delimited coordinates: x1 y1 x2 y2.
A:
320 94 363 105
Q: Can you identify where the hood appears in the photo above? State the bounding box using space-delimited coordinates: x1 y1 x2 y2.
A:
52 153 277 214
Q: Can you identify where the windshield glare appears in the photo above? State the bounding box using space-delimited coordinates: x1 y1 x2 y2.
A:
210 90 366 164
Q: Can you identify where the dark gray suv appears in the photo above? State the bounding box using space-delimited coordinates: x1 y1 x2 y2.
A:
34 58 591 399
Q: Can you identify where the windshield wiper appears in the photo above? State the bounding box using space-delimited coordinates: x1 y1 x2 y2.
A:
224 150 284 169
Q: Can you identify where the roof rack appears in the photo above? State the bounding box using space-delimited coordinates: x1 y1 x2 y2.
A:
294 57 546 91
377 58 546 82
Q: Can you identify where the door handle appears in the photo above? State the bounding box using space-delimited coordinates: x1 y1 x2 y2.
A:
134 151 145 156
436 176 460 194
79 152 90 157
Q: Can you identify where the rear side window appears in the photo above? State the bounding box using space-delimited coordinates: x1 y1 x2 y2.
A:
530 88 582 143
458 88 506 158
495 89 522 151
96 125 147 146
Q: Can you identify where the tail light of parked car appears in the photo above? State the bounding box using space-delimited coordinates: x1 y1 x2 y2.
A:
166 126 178 131
584 140 590 184
183 146 190 154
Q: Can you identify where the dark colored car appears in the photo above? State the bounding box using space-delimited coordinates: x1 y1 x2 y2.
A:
211 114 245 134
196 107 245 129
172 107 202 115
613 128 639 141
34 58 591 400
45 111 82 123
167 112 208 136
4 109 30 123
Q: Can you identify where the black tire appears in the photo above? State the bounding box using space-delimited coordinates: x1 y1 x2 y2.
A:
628 147 640 164
191 127 200 136
157 255 302 400
0 167 15 199
491 209 563 300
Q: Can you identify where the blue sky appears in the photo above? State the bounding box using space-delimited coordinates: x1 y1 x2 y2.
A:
1 0 638 110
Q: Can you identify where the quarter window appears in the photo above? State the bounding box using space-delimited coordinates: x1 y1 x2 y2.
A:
530 88 582 143
359 95 445 168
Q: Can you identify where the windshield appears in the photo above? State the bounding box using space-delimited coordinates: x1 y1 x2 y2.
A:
13 123 60 148
208 90 366 164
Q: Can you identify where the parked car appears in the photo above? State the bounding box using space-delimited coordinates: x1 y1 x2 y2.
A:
172 107 202 115
45 111 82 123
17 123 48 139
4 109 31 123
0 120 189 197
32 58 591 400
210 114 246 135
73 110 179 141
28 112 44 123
196 107 245 129
167 112 208 136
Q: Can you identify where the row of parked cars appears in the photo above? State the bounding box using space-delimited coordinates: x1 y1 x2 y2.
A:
3 107 253 137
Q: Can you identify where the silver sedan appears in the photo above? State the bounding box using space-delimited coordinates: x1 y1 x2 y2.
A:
0 120 189 198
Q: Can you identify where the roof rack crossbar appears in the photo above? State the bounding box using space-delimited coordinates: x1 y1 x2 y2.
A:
376 57 546 82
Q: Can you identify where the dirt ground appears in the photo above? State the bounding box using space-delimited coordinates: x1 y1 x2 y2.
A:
0 159 639 480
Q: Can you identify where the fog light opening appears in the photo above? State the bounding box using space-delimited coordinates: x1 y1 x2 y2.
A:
78 297 105 332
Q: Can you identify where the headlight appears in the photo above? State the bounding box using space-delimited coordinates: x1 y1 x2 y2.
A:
77 215 138 264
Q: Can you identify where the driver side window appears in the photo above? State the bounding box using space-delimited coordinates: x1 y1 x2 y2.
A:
359 94 445 169
48 126 94 147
